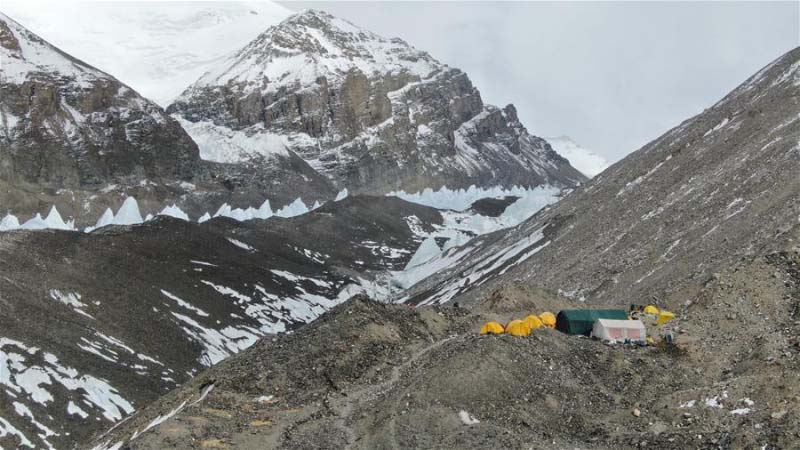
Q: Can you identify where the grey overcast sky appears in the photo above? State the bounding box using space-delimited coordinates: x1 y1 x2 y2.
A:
282 1 799 162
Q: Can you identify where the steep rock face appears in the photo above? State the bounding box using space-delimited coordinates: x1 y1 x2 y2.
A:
403 47 800 307
0 13 200 190
169 10 586 195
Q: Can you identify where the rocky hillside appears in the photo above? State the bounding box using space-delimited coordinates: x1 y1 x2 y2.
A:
403 47 800 309
87 245 800 449
169 10 586 196
0 13 201 217
0 195 450 449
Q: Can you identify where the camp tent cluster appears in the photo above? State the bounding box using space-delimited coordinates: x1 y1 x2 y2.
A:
480 312 556 337
479 304 675 345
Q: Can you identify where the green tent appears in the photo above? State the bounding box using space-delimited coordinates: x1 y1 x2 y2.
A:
556 309 629 336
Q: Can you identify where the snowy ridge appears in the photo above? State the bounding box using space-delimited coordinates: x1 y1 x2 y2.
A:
185 9 441 97
2 1 293 106
168 8 586 197
0 12 104 85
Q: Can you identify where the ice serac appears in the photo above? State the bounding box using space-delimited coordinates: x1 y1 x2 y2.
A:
405 237 442 270
404 47 800 307
169 9 587 196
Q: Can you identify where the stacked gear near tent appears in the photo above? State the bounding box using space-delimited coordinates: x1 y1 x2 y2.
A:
630 304 678 342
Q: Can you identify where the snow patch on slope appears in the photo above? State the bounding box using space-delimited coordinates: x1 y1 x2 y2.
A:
545 136 610 178
0 337 135 448
0 12 100 85
174 117 290 163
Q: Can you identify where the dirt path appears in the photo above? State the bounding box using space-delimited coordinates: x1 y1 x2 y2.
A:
331 335 458 450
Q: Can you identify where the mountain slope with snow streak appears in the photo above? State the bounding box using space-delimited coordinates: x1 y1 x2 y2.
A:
0 195 451 449
169 9 586 196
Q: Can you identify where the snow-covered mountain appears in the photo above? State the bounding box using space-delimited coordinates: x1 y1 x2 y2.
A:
0 7 585 226
545 135 610 178
0 12 201 216
0 12 341 225
1 1 292 106
170 9 587 196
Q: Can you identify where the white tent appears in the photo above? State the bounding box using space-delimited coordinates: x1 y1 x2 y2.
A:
591 319 646 343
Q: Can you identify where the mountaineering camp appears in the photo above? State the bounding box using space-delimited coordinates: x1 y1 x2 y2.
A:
480 304 677 345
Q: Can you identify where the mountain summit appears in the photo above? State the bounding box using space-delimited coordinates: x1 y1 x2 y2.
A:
169 10 586 197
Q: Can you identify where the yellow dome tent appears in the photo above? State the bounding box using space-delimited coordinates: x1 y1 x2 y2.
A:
539 312 556 328
657 310 675 325
644 305 660 315
505 320 531 337
524 315 543 330
480 321 505 335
